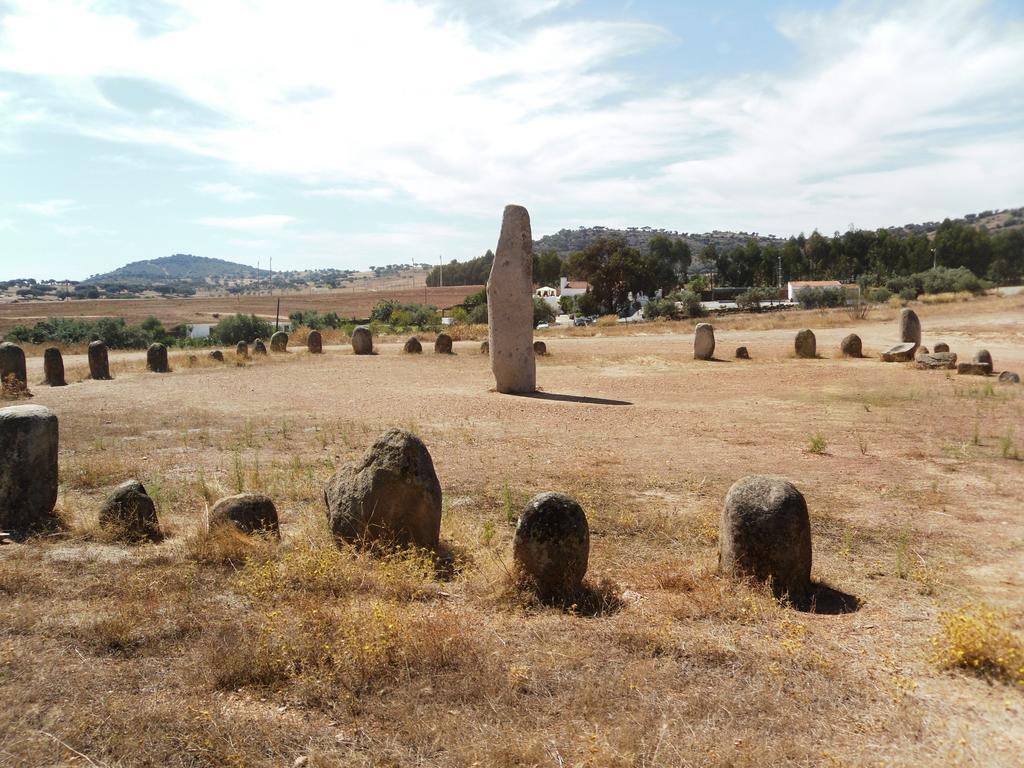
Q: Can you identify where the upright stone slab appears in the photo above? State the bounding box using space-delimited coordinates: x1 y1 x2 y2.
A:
487 205 536 394
253 339 267 355
693 323 715 360
533 340 547 356
973 349 993 368
235 341 249 358
480 340 489 355
404 337 422 354
434 333 453 354
88 340 111 380
351 326 373 355
43 347 66 386
0 405 59 534
0 342 27 390
719 475 811 602
840 334 862 358
513 492 590 599
735 346 750 359
99 479 162 542
899 308 921 353
270 331 288 352
209 350 225 362
794 329 816 359
146 343 169 373
307 330 323 354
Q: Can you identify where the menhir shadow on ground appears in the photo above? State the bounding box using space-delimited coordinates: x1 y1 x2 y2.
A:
512 391 633 406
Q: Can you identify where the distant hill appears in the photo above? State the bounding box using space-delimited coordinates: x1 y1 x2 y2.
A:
84 254 258 284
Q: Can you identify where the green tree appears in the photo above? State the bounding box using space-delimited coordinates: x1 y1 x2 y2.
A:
533 249 563 288
213 314 273 344
533 297 556 326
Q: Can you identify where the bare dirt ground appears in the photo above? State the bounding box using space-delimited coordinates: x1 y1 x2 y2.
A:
1 296 1022 767
0 285 481 336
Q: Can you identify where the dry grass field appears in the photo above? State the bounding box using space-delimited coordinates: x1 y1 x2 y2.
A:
0 285 481 337
1 295 1023 767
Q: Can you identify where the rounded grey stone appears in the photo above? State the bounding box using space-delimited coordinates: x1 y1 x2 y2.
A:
403 337 422 354
533 340 547 356
99 479 162 542
480 340 489 355
270 331 288 352
513 492 589 599
973 349 993 368
998 371 1020 384
840 334 862 357
146 343 169 373
0 342 27 389
235 341 249 358
0 405 59 534
794 329 816 359
209 493 279 537
435 333 453 354
351 326 373 355
253 339 267 355
693 323 715 360
719 475 812 601
933 342 949 353
43 347 66 386
324 428 442 550
735 346 750 359
209 350 225 362
307 330 323 354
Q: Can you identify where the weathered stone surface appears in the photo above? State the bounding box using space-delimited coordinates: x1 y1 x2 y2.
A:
208 493 279 537
919 346 930 355
253 338 267 355
480 340 489 355
403 337 422 354
693 323 715 360
934 342 950 353
324 428 442 549
435 333 453 354
0 405 59 534
957 361 991 376
719 475 811 601
146 343 169 373
998 371 1020 384
533 340 547 356
487 205 536 394
794 329 816 359
351 326 373 355
513 492 589 599
973 349 993 368
881 342 916 362
88 340 111 380
915 352 957 370
735 346 750 360
307 330 323 354
840 334 863 357
235 341 249 358
270 331 288 352
899 308 921 353
0 343 27 390
43 347 66 386
99 479 162 541
209 350 225 362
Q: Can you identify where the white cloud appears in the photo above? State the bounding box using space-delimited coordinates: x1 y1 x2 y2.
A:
196 182 261 202
197 214 295 231
17 198 77 216
0 0 1021 235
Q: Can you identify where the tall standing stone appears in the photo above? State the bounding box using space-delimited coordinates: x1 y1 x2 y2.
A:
794 329 816 359
693 323 715 360
487 205 536 394
0 342 27 392
88 340 112 380
307 330 323 354
0 405 59 534
719 475 812 602
146 343 170 373
351 326 373 355
899 308 921 353
43 347 66 386
270 331 288 352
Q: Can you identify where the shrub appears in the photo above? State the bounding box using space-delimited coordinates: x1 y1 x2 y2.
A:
735 287 776 311
643 298 681 320
369 300 439 329
796 287 846 309
289 310 342 330
533 297 556 326
212 314 273 345
932 604 1024 685
864 287 891 303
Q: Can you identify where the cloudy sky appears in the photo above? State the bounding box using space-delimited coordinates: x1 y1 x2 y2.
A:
1 0 1022 280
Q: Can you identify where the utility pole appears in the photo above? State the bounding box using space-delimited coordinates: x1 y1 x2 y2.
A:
275 298 281 331
439 255 443 288
268 257 272 296
256 260 260 296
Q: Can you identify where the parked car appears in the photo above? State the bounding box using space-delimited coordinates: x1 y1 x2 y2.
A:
535 322 549 330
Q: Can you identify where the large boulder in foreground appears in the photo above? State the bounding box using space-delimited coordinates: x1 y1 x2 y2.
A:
881 342 916 362
487 205 536 394
840 334 862 358
693 323 715 360
513 492 589 599
324 428 442 550
208 493 279 538
88 340 112 380
351 326 373 355
0 405 59 535
719 475 812 602
43 347 67 387
99 479 162 541
794 329 816 359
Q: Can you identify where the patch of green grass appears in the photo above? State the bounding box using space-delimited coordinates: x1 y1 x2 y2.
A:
808 433 828 455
